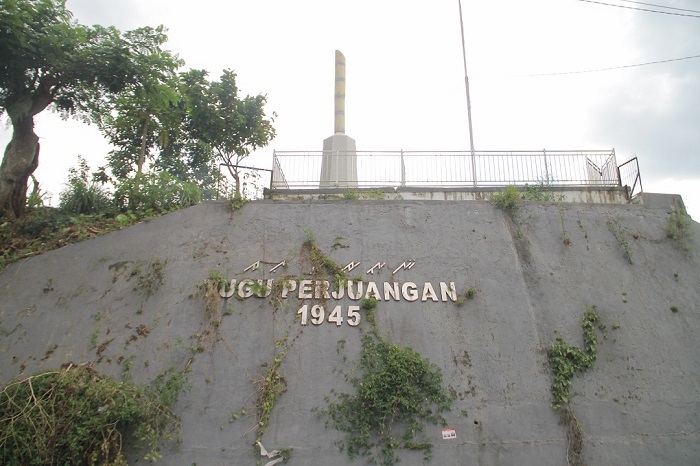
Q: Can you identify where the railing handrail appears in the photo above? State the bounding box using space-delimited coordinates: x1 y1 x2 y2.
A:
271 149 625 191
274 149 615 155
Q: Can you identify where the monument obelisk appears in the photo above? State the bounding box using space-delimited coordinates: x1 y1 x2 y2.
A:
320 50 358 187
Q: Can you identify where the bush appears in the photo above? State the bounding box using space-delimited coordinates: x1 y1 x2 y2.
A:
114 171 202 213
0 364 182 465
58 157 113 215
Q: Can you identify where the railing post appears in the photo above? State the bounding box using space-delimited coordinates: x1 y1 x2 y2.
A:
636 157 643 195
271 150 277 190
400 149 406 187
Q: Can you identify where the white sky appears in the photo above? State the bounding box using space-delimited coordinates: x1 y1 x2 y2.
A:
2 0 699 217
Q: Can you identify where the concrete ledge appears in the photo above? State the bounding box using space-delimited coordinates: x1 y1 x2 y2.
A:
268 185 631 204
638 192 686 212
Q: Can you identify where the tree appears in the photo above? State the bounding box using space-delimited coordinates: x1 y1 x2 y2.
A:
180 69 276 197
96 73 220 198
0 0 180 218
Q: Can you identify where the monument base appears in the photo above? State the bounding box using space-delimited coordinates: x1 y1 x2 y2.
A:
320 133 358 188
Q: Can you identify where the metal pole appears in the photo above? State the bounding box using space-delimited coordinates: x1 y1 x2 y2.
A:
458 0 477 187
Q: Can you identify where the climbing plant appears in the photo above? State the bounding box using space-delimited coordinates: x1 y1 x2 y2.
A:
319 299 454 465
547 305 605 466
548 306 601 409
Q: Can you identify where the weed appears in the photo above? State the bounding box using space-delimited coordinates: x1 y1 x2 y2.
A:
670 306 679 313
607 218 633 264
90 326 100 349
0 363 183 465
332 235 350 250
121 357 134 380
252 331 299 443
523 181 557 202
455 287 476 307
343 189 360 200
666 207 693 252
194 271 231 349
364 189 386 200
301 230 348 297
229 193 248 211
135 257 167 296
42 278 54 293
492 185 520 211
253 356 287 442
249 281 271 297
559 208 571 245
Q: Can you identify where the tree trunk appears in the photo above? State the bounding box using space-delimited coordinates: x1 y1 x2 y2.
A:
0 114 40 219
136 115 150 176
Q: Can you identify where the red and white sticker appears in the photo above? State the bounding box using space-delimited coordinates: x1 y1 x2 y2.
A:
442 428 456 440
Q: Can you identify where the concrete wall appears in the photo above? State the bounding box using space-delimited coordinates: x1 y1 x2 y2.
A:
0 199 698 465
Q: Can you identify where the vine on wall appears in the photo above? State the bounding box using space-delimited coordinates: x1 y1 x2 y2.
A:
547 305 606 466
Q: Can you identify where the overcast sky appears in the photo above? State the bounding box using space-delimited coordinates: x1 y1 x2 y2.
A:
2 0 698 216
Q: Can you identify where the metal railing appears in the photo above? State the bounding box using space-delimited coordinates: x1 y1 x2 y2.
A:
272 149 623 190
617 157 643 199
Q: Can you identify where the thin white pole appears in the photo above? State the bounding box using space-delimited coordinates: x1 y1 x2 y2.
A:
458 0 477 187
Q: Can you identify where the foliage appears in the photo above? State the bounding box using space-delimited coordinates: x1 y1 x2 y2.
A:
547 306 602 410
492 185 520 211
321 332 454 465
114 171 201 213
666 207 693 252
361 296 378 329
58 157 113 215
93 32 183 177
0 363 183 465
180 69 276 196
0 0 181 218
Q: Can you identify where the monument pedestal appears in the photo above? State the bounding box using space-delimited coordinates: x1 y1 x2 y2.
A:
320 133 357 188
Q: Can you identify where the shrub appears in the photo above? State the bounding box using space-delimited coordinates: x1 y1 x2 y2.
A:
59 157 113 215
114 171 202 214
492 185 520 211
